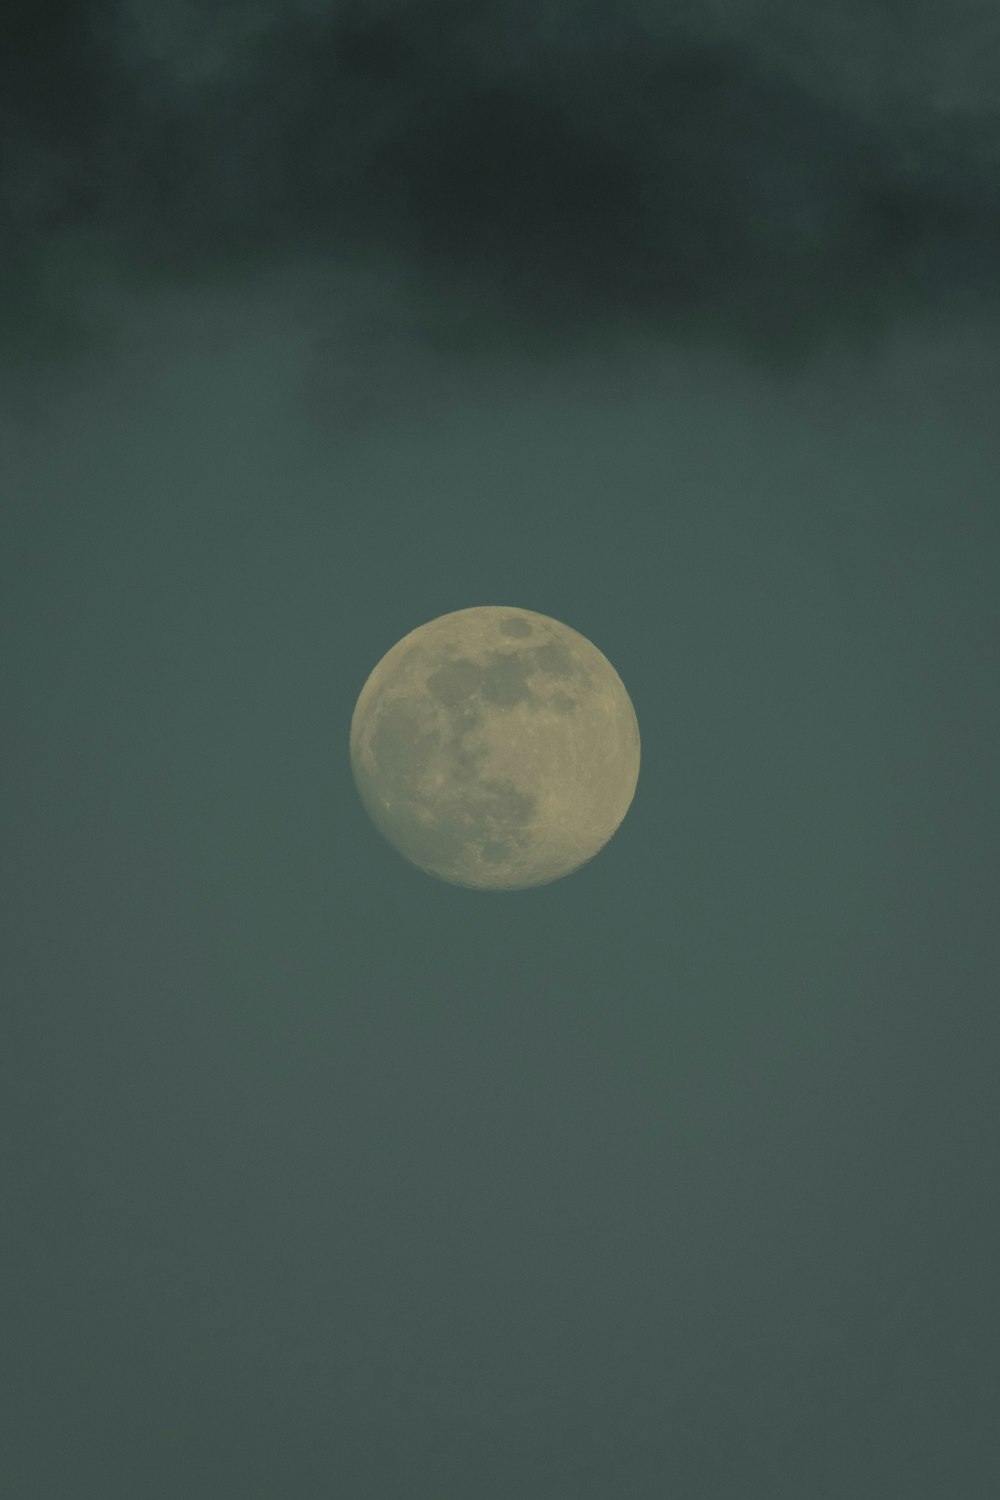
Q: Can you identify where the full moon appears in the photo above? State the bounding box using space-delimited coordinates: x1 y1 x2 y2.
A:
349 606 640 890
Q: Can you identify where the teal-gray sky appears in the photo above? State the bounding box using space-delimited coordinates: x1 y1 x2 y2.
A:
4 2 999 1495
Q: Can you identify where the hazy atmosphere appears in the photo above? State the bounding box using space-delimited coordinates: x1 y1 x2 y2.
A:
4 1 999 1495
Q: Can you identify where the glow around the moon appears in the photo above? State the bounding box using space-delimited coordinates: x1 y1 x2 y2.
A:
349 606 640 890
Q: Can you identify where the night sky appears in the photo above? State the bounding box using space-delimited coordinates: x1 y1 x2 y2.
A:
4 2 999 1495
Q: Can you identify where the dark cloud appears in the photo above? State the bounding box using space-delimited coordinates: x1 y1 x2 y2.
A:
3 0 1000 374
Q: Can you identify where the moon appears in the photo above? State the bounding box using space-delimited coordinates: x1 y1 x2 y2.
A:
349 606 640 890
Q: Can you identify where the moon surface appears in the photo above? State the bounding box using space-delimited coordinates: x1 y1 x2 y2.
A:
349 606 640 890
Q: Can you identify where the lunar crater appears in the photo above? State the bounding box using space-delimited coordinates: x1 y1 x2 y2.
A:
499 615 533 638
